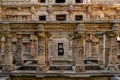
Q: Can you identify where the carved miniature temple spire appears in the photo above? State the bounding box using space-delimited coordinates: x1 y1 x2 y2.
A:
16 32 24 65
37 24 47 72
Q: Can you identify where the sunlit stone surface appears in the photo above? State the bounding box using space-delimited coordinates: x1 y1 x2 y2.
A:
0 0 120 80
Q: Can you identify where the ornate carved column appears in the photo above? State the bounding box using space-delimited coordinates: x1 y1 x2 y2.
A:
45 32 51 66
0 36 5 66
3 32 13 72
76 33 85 72
107 31 118 71
37 25 47 73
1 23 13 72
16 32 24 65
96 33 105 68
0 35 2 65
72 32 85 72
70 24 85 72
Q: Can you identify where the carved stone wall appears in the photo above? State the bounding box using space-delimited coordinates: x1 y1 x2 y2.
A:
0 0 120 80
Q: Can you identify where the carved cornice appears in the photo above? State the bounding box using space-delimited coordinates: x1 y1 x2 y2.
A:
38 32 45 39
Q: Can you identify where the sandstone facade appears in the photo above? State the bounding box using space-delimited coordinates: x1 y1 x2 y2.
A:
0 0 120 80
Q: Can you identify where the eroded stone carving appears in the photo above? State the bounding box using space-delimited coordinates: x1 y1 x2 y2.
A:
16 32 24 65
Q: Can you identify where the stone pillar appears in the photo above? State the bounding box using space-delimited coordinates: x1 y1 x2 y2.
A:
37 25 47 73
16 32 24 65
3 33 13 72
96 33 104 67
2 23 13 72
45 33 51 66
75 34 85 72
0 35 2 65
107 31 118 72
72 24 85 72
0 36 5 66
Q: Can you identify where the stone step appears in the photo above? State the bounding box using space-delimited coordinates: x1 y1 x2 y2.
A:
14 65 37 70
0 77 8 80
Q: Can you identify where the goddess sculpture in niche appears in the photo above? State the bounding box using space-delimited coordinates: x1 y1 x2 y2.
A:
89 34 99 54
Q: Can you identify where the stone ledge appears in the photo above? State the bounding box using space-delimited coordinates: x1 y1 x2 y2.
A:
0 20 120 24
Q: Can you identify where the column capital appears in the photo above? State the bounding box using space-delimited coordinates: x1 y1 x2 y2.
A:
37 24 45 32
30 34 37 41
1 35 5 42
69 32 86 39
17 32 22 39
17 32 22 35
106 31 117 38
112 23 119 30
38 32 45 39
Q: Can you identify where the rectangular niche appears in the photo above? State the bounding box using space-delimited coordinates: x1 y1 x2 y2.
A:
38 0 45 3
58 43 64 56
56 15 66 21
39 15 46 21
75 15 83 21
75 0 83 3
55 0 65 3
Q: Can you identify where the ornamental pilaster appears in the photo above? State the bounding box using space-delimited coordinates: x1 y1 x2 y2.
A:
107 30 118 71
16 32 24 65
37 25 47 73
3 33 13 72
